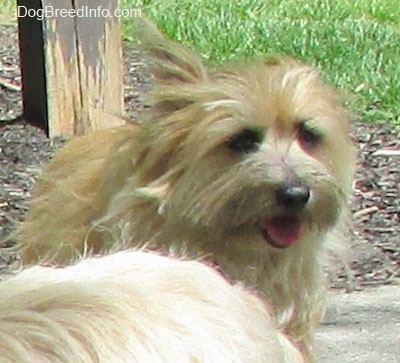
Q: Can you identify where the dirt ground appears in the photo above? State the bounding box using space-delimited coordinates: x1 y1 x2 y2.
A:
0 24 399 291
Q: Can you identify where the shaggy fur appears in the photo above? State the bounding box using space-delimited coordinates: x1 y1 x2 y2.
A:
0 250 304 363
17 21 355 350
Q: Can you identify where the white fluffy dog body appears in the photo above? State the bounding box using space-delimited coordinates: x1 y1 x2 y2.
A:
0 251 303 363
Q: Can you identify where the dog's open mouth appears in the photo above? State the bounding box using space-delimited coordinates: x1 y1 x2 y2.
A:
260 216 302 248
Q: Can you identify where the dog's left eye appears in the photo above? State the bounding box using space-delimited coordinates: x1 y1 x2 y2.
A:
297 122 322 150
227 128 263 153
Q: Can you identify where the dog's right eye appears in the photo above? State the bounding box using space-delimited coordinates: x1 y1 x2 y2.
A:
227 128 263 153
297 122 322 151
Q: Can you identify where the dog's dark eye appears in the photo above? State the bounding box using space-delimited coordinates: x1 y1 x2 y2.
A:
227 128 263 153
297 122 322 150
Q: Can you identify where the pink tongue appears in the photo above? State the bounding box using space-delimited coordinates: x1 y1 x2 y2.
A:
261 216 302 248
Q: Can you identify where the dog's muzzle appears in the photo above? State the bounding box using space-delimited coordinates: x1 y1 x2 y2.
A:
258 185 311 248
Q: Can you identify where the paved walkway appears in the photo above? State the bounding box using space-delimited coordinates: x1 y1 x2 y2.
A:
315 285 400 363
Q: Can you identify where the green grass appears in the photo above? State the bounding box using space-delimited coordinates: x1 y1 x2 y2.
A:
121 0 400 127
0 0 15 23
1 0 398 126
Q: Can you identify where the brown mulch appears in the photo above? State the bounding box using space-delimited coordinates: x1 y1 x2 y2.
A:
0 24 399 287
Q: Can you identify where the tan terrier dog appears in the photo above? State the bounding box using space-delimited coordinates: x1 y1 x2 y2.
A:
0 250 304 363
18 21 355 350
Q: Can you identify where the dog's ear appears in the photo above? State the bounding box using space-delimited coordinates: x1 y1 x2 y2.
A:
136 18 208 85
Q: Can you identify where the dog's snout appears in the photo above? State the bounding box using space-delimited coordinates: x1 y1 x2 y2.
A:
275 185 310 209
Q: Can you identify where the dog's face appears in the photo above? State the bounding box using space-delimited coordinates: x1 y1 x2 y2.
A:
139 23 354 250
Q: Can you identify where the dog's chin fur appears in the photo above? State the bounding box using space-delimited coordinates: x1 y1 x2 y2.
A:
16 20 355 350
0 250 304 363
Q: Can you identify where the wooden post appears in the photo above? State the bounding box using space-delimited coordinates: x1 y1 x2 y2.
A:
17 0 48 133
17 0 125 137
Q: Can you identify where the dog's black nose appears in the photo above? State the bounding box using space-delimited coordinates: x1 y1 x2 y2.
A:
275 185 310 209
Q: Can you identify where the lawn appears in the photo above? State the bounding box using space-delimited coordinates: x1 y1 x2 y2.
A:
121 0 399 127
2 0 398 127
0 0 15 22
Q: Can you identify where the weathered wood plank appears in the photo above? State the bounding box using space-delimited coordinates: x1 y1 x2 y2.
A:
18 0 124 137
42 0 79 137
70 0 124 135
